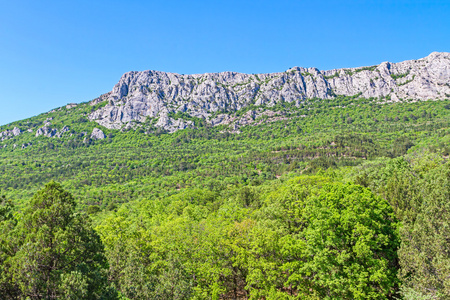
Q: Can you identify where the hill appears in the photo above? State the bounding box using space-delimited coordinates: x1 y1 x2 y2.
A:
1 53 450 299
0 52 448 208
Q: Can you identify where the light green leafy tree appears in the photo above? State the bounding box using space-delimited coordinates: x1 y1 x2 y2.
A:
243 177 400 299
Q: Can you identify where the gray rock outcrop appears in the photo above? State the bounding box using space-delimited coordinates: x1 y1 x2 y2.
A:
36 127 57 138
87 52 450 131
0 127 22 141
90 128 106 140
35 126 69 138
12 127 21 136
66 103 77 109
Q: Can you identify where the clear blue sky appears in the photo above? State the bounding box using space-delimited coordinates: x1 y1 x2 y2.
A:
1 0 449 125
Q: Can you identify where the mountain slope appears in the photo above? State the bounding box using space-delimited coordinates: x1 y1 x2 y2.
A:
1 91 449 208
1 52 449 146
1 54 450 300
0 53 449 208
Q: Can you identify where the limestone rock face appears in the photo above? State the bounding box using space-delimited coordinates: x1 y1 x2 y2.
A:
0 127 22 141
12 127 21 136
88 52 450 131
35 126 68 138
66 103 77 109
55 126 70 138
91 128 106 140
36 127 56 138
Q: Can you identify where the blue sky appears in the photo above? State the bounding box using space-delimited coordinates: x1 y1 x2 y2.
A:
0 0 449 125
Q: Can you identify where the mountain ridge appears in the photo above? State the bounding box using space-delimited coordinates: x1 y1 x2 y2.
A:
87 52 450 131
1 52 449 148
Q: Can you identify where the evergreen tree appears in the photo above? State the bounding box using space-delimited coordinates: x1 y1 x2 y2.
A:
399 163 450 299
0 182 115 299
0 194 20 298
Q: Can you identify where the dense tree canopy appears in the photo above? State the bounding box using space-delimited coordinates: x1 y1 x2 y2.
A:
94 175 400 299
0 96 450 298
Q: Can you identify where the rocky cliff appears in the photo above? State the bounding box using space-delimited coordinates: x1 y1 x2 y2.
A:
88 52 450 131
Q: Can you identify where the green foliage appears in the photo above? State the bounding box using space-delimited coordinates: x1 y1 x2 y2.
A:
0 182 115 299
390 71 410 80
398 75 416 86
398 162 450 300
301 72 314 77
324 72 339 79
241 178 399 299
1 95 450 298
346 153 450 300
94 175 400 299
297 183 399 299
355 65 377 73
344 69 354 76
0 194 14 222
0 194 19 298
1 97 449 213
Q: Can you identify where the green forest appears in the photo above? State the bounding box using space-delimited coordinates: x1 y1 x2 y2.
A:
1 96 450 299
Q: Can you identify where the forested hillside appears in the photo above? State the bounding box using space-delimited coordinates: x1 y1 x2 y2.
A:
1 96 449 209
1 90 450 298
